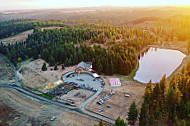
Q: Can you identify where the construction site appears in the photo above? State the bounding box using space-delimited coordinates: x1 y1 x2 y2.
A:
1 56 145 125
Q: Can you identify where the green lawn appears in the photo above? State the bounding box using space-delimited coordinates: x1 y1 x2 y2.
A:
39 93 53 99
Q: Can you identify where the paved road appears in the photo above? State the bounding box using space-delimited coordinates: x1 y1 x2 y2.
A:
78 88 103 109
0 54 115 125
0 84 115 124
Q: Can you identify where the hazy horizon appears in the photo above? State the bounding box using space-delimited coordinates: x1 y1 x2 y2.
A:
1 0 190 11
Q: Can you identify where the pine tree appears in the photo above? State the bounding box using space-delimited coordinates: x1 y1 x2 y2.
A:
166 87 182 123
139 102 148 126
187 40 190 54
127 101 138 125
54 64 58 70
97 58 103 74
186 60 190 76
152 83 161 101
34 26 41 33
114 116 126 126
153 102 161 120
181 66 186 74
159 75 168 110
110 61 114 75
160 74 168 95
95 120 105 126
177 99 190 119
42 63 47 71
17 57 22 63
105 61 110 75
180 120 186 126
49 56 56 66
62 63 65 69
144 80 153 105
6 48 11 59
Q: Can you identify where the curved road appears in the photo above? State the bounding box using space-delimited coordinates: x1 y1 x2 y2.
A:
0 54 115 125
0 84 115 125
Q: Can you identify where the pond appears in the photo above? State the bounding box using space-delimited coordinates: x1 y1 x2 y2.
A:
134 47 186 83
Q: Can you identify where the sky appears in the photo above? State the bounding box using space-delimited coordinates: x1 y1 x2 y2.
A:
1 0 190 10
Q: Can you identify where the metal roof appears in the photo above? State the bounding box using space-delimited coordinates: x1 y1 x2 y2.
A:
76 61 92 69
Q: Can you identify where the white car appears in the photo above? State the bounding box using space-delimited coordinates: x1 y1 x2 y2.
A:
51 116 57 121
125 94 130 97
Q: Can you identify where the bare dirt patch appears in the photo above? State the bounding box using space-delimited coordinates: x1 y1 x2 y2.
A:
18 59 76 90
0 89 42 126
87 76 146 119
60 89 94 106
0 88 99 126
156 41 188 54
0 99 16 126
41 26 62 31
0 29 33 45
0 27 63 45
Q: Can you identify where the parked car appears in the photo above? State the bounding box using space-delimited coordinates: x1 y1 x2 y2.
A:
97 101 104 105
94 89 98 92
99 108 104 112
50 116 56 121
125 94 130 97
107 105 111 108
111 91 115 95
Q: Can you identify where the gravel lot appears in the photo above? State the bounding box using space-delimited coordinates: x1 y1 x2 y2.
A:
87 76 146 119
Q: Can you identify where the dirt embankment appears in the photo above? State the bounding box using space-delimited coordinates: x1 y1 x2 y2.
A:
17 59 75 88
18 59 76 90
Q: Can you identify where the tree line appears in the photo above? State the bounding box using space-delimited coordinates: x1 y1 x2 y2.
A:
0 20 154 75
138 63 190 125
96 60 190 126
95 70 190 126
0 18 65 39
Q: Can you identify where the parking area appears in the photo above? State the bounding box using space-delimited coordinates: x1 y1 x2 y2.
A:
62 72 103 92
45 71 104 106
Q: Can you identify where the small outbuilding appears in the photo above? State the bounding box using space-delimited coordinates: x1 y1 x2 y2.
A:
109 78 121 87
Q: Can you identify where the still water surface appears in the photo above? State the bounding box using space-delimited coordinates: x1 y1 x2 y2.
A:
134 47 186 83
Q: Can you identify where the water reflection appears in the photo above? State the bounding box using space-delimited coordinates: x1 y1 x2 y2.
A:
134 47 186 83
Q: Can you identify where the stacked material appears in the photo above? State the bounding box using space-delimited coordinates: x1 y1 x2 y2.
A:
46 83 57 89
109 78 121 87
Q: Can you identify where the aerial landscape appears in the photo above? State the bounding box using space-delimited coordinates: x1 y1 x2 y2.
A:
0 0 190 126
